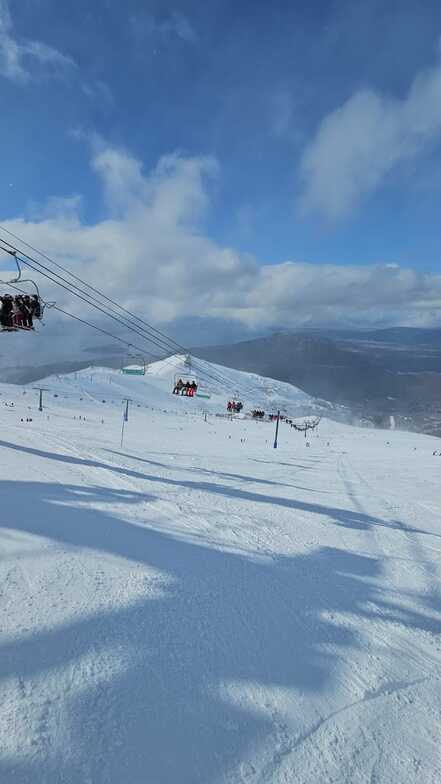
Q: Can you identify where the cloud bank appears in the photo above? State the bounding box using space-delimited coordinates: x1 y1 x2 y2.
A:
1 141 441 365
299 52 441 220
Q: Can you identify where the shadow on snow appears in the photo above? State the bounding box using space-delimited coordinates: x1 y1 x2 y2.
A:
0 439 436 539
0 443 440 782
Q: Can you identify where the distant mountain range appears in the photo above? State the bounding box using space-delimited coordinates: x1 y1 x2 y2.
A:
0 357 122 386
193 328 441 435
2 327 441 435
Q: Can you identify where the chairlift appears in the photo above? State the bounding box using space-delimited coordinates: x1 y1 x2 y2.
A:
0 248 53 332
172 372 197 396
172 372 211 399
227 400 243 413
121 350 146 376
196 386 211 400
185 355 210 399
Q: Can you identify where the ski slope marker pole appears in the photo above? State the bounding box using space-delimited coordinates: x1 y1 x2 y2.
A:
123 398 131 423
33 387 49 412
273 410 280 449
120 398 131 447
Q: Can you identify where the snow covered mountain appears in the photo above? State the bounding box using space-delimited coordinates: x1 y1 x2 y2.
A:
0 356 440 783
16 354 326 418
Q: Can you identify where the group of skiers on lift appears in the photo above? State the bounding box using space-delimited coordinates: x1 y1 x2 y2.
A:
0 294 41 331
173 378 198 397
227 400 243 413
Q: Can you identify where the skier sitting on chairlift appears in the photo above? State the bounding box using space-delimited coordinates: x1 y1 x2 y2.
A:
0 295 14 330
16 296 33 328
12 297 23 328
173 378 184 394
1 293 42 331
31 294 41 320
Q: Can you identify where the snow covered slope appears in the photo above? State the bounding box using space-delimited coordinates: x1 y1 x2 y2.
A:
29 354 313 416
0 359 440 783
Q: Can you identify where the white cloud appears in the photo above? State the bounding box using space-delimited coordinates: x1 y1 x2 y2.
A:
26 194 83 222
0 0 75 83
1 142 441 368
299 53 441 220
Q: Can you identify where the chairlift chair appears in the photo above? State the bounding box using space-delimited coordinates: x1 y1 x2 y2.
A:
0 248 53 332
196 383 211 399
121 351 146 376
172 372 198 397
196 389 211 399
172 372 212 399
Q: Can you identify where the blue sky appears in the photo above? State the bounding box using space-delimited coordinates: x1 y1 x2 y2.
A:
1 0 441 350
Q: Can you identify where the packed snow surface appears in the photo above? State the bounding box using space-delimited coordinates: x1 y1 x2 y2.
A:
0 356 440 783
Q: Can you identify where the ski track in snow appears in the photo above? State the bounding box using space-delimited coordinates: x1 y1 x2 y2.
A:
0 358 440 783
